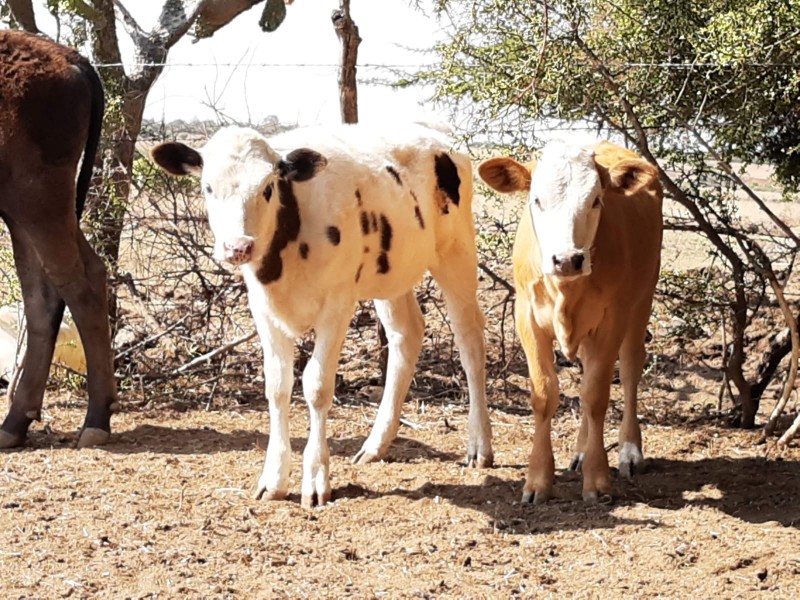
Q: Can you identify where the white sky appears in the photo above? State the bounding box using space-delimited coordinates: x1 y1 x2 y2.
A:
44 0 448 127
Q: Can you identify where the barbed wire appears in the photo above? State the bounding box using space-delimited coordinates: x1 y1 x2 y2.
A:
94 62 431 69
91 60 800 70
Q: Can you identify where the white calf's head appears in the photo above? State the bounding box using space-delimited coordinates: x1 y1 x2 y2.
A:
479 141 656 279
150 127 327 268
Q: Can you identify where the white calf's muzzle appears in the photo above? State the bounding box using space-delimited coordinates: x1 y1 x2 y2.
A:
223 236 255 265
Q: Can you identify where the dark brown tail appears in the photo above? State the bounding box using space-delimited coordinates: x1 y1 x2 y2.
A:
74 60 105 218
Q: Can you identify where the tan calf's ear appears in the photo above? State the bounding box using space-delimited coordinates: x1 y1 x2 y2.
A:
605 158 658 195
151 142 203 177
478 157 532 193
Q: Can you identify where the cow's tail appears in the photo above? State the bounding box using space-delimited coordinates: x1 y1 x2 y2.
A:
74 60 105 219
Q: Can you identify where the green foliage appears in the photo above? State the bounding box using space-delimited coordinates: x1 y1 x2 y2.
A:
419 0 800 191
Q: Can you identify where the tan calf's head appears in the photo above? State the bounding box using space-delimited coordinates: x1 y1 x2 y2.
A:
150 127 327 268
479 140 657 279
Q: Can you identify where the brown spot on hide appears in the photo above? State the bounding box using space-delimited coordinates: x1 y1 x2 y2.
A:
386 165 402 185
355 264 364 283
414 205 425 229
379 215 392 252
277 148 328 182
299 242 309 259
434 153 461 214
326 226 341 246
355 189 362 206
257 178 301 284
377 253 390 274
360 211 370 235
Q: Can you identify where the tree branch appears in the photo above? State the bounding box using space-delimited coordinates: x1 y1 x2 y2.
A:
112 0 147 45
171 332 257 375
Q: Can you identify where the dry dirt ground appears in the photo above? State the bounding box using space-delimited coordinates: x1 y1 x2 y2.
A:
2 166 800 598
1 392 799 599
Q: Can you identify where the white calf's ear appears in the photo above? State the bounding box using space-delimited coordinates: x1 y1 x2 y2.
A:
150 142 203 177
478 157 532 193
606 158 658 196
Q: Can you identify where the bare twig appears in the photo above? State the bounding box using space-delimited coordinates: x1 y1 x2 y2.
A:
171 331 257 376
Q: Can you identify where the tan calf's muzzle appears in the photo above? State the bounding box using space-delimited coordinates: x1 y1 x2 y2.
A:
551 251 586 277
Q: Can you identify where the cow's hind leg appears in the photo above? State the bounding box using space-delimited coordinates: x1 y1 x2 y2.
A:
617 302 651 479
0 222 64 448
430 251 493 468
72 232 119 447
19 218 118 447
353 292 424 464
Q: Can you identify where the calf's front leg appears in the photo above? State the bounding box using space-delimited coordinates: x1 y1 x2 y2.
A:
253 318 295 501
517 297 560 504
301 308 352 508
577 342 617 503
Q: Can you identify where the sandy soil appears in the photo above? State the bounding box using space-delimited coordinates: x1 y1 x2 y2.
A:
1 380 799 599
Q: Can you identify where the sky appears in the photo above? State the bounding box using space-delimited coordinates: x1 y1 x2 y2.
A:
71 0 451 128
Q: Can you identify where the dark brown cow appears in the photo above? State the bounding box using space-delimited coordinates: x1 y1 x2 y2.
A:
0 30 118 448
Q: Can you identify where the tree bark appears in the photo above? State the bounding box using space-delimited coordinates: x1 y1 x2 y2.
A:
332 0 361 124
7 0 38 32
80 0 258 329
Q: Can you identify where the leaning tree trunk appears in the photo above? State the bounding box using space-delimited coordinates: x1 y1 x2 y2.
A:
332 0 361 124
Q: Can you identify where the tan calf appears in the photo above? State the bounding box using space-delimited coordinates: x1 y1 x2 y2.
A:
479 140 662 503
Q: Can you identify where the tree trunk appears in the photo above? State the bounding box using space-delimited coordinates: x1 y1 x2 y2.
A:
7 0 38 32
332 0 361 125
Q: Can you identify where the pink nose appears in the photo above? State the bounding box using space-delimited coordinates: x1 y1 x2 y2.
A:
223 238 254 264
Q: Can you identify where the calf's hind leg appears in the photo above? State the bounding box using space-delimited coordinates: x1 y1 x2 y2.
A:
617 301 651 479
430 248 493 468
353 291 424 464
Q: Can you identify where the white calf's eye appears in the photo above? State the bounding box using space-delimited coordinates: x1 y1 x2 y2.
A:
204 183 213 195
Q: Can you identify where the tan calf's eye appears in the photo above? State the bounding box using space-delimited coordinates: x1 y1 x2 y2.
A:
592 196 602 208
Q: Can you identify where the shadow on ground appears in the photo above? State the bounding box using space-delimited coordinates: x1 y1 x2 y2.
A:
344 455 800 533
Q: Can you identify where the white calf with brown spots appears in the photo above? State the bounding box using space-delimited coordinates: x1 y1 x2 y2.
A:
151 123 493 507
479 140 662 504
